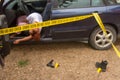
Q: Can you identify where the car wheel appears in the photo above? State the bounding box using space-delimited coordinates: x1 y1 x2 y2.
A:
89 25 116 50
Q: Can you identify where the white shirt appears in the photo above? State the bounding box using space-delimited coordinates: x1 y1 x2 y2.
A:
3 0 10 6
26 12 43 24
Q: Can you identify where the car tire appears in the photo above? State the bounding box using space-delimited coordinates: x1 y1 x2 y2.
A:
89 25 117 50
0 15 10 59
0 41 11 59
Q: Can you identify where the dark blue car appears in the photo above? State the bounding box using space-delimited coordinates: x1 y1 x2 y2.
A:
0 0 120 50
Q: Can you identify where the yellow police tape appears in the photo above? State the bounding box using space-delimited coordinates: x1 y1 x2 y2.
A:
0 13 120 57
0 14 93 35
93 13 120 58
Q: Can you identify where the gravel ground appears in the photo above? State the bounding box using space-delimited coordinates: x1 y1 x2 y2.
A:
0 40 120 80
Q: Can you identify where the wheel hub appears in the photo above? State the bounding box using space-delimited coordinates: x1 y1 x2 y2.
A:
95 30 113 48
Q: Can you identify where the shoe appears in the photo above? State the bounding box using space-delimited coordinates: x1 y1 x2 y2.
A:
95 60 108 72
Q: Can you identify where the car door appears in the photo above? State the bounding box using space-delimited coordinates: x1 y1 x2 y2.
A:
0 0 11 67
50 0 107 41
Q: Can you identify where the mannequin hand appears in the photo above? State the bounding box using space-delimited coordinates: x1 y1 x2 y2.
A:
14 40 20 44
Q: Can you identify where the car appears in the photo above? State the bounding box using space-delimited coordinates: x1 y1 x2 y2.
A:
0 0 120 51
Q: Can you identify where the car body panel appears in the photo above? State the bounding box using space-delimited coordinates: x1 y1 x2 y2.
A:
105 5 120 34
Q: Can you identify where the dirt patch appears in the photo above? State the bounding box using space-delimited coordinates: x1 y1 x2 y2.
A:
0 40 120 80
